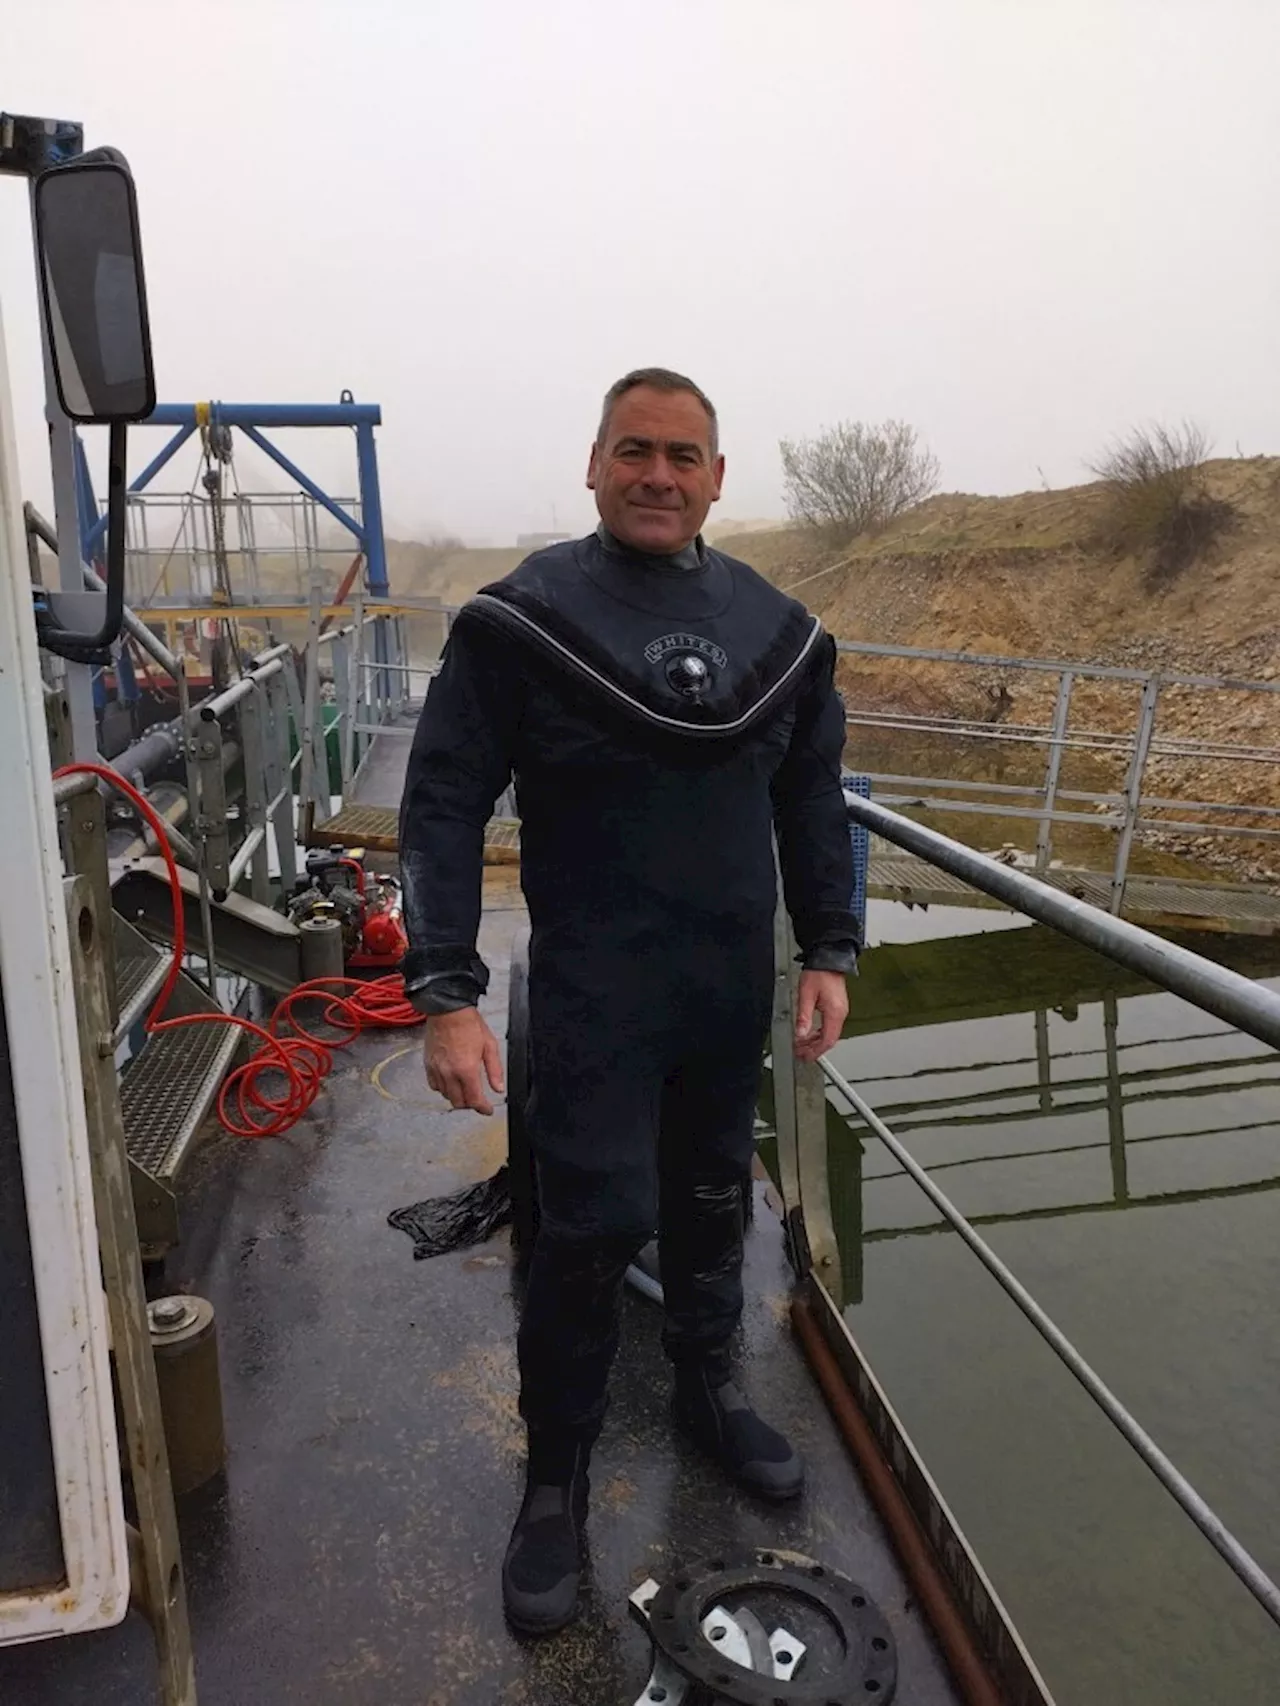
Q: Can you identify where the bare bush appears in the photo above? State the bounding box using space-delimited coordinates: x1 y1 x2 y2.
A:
779 419 939 543
1089 421 1235 583
1090 420 1210 491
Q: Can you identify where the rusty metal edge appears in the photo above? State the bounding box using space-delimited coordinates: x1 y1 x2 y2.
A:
792 1280 1057 1706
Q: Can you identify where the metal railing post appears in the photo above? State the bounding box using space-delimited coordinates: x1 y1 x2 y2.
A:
177 667 218 992
351 591 366 775
1033 1009 1052 1112
770 893 842 1296
264 669 297 891
1034 669 1074 872
770 898 803 1249
193 715 231 901
1110 675 1160 913
391 615 407 719
332 630 353 792
236 683 272 906
376 613 390 725
300 574 326 827
1102 992 1128 1206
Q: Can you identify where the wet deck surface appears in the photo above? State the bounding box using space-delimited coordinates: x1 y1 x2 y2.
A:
1 870 960 1705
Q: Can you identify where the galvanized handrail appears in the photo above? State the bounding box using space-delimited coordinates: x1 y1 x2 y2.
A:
196 645 292 722
814 793 1280 1628
845 791 1280 1050
851 705 1280 765
819 1056 1280 1630
834 633 1280 695
51 769 98 805
818 628 1280 898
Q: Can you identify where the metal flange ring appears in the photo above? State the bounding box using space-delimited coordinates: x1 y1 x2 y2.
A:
645 1549 897 1705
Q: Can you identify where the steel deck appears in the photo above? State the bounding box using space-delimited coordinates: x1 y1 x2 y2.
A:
0 870 962 1706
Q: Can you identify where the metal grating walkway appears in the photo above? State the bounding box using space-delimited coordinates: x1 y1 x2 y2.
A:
114 927 164 1013
306 804 521 862
866 853 1280 936
305 801 401 852
112 918 171 1043
120 1021 242 1179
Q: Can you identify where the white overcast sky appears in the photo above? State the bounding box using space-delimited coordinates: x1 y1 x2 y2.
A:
3 0 1279 546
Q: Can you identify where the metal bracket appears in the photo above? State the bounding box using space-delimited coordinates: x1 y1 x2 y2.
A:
234 683 271 905
0 111 84 176
192 720 231 899
129 1156 180 1257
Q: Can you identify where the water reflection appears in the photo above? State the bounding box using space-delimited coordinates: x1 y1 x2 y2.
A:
816 902 1280 1706
826 913 1280 1301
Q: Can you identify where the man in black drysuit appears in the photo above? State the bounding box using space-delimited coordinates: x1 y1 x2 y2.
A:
399 368 859 1634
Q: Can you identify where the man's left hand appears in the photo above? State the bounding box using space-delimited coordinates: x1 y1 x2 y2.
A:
794 969 849 1061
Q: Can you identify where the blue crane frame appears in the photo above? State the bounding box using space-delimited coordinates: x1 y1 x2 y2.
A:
72 397 390 597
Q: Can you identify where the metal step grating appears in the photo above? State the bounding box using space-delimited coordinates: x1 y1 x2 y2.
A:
485 818 520 854
120 1021 241 1179
115 924 166 1015
113 921 171 1044
305 802 399 851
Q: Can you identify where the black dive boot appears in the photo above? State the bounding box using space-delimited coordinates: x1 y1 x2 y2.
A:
674 1358 804 1502
502 1430 592 1634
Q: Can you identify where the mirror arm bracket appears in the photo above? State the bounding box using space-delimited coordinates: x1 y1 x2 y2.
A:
0 112 84 178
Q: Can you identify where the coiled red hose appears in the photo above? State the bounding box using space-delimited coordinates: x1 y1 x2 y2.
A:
55 762 424 1138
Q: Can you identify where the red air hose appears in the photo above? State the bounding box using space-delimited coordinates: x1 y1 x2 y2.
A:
54 762 424 1138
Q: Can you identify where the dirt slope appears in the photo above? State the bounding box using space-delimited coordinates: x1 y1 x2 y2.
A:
718 458 1280 676
715 459 1280 878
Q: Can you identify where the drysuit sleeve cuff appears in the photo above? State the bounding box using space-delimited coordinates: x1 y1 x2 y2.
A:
402 947 490 1015
791 907 863 973
799 943 860 975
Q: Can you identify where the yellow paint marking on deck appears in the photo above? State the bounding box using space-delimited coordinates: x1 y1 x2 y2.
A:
371 1043 423 1101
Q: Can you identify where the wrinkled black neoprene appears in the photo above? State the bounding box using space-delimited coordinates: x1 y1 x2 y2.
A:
398 529 858 1434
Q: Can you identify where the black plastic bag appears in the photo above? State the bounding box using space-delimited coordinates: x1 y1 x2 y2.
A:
388 1166 512 1260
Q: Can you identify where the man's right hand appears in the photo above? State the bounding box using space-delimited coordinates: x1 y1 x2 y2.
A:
422 1006 505 1116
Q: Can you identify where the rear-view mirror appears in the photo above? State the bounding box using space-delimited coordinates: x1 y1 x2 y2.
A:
34 151 155 424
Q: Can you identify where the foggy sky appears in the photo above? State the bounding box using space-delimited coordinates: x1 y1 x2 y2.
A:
4 0 1279 548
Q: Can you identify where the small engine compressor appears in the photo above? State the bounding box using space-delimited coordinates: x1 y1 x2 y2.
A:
285 846 408 969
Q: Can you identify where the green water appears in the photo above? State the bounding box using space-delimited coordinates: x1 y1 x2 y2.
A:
806 901 1280 1703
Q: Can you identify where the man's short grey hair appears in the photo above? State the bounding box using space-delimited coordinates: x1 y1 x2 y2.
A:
597 367 719 457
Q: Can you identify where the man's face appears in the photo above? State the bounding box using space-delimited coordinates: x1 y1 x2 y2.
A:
587 386 725 555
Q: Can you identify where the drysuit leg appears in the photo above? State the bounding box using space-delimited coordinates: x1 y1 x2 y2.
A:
515 932 771 1435
515 956 663 1438
657 1029 765 1373
654 1008 803 1502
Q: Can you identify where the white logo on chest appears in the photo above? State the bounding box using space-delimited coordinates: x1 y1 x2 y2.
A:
643 632 728 669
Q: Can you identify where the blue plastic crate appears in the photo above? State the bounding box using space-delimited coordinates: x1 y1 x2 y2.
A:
844 772 871 947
